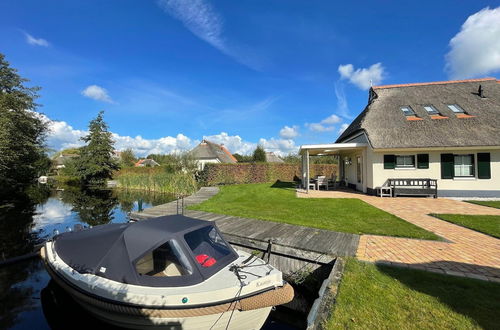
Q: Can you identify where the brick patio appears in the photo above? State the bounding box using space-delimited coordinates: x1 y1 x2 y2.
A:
297 189 500 282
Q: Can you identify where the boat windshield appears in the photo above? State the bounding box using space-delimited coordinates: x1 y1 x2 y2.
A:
184 226 232 268
135 240 193 277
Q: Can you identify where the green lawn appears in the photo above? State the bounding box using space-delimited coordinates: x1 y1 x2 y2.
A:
328 259 500 329
432 214 500 239
190 182 438 240
466 200 500 209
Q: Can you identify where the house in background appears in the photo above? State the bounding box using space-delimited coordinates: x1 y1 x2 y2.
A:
265 152 284 163
134 159 160 167
300 78 500 197
53 154 79 174
189 139 237 170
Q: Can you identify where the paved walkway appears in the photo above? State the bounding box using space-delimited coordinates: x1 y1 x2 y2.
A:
298 190 500 282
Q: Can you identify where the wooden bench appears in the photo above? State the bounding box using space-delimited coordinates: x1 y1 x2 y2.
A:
387 178 438 198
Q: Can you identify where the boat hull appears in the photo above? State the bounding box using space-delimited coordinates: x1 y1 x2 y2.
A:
41 245 293 330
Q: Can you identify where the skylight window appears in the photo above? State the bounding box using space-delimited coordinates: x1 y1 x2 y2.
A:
423 105 440 115
447 104 465 113
400 106 415 116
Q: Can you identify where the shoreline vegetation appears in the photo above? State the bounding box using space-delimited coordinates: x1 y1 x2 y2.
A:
114 167 198 196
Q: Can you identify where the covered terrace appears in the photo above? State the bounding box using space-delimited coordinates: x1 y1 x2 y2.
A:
299 143 368 193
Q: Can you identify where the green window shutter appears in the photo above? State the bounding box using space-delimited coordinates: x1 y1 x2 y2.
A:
441 153 454 179
384 155 395 169
417 154 429 169
477 153 491 179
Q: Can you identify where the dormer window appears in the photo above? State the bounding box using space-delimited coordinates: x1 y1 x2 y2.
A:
447 104 465 114
423 105 440 115
400 106 415 116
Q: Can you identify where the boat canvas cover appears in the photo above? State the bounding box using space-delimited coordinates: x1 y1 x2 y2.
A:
53 215 238 287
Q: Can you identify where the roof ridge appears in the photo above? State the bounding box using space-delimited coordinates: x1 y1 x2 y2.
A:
373 77 497 89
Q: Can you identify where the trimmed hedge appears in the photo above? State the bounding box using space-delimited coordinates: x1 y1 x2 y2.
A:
199 163 338 185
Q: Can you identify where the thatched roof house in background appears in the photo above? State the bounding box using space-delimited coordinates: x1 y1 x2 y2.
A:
265 152 284 163
300 78 500 197
53 154 79 169
189 139 237 170
134 159 160 167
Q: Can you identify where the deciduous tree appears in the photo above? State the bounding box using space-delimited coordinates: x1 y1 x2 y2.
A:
0 53 48 193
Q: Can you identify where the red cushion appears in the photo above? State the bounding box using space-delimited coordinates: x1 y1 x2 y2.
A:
195 254 216 267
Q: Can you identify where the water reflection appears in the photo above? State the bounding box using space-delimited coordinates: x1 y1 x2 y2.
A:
0 186 175 329
59 188 119 226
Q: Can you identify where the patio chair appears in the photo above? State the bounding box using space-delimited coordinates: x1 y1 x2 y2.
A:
328 175 337 190
316 176 329 190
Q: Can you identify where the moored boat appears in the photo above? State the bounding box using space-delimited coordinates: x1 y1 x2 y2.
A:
40 215 293 329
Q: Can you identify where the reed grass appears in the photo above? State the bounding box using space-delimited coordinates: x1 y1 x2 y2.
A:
114 167 198 195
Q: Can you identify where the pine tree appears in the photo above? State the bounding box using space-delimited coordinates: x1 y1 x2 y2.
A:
77 111 118 185
0 53 48 193
252 145 267 162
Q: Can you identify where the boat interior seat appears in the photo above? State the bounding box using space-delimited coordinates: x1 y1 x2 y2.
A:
161 262 184 277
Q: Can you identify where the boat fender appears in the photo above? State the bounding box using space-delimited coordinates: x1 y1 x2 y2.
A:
195 254 216 267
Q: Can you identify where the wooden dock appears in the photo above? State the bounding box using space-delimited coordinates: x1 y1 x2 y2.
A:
130 187 359 274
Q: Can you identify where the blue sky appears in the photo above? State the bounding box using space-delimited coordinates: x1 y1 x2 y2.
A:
1 0 499 156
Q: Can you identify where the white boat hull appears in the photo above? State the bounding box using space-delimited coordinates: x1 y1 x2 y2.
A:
83 301 272 330
41 243 293 330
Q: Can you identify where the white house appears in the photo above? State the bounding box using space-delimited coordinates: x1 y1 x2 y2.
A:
189 140 237 170
300 78 500 197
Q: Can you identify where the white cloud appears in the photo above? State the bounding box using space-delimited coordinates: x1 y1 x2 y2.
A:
338 123 349 134
445 7 500 79
81 85 114 103
202 132 255 155
258 138 298 156
24 32 49 47
157 0 262 70
321 114 341 125
158 0 224 50
334 81 350 118
46 118 86 151
306 114 343 132
43 114 297 157
306 123 334 132
33 199 73 230
279 125 299 139
338 63 385 90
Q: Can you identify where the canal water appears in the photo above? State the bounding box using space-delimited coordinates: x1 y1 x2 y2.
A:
0 186 301 329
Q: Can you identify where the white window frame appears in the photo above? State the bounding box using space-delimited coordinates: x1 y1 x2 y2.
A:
453 154 475 178
423 105 440 115
447 104 465 114
400 106 415 116
395 155 416 169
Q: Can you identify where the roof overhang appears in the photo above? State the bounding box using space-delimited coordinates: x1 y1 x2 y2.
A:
299 143 368 156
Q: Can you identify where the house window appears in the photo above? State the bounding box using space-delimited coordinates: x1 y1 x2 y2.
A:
447 104 465 113
423 105 440 115
454 154 474 177
400 106 415 116
396 155 415 168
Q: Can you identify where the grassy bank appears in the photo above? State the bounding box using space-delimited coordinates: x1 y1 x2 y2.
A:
189 182 438 239
328 259 500 329
114 167 198 195
431 214 500 238
466 200 500 209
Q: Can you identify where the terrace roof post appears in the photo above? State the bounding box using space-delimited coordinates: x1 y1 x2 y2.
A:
305 150 310 193
301 151 306 189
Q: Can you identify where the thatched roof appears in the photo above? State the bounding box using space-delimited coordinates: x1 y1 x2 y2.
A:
336 78 500 149
265 152 284 163
189 140 237 163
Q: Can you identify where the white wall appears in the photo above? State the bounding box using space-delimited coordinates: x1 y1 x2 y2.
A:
369 149 500 195
197 158 220 170
340 150 366 192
